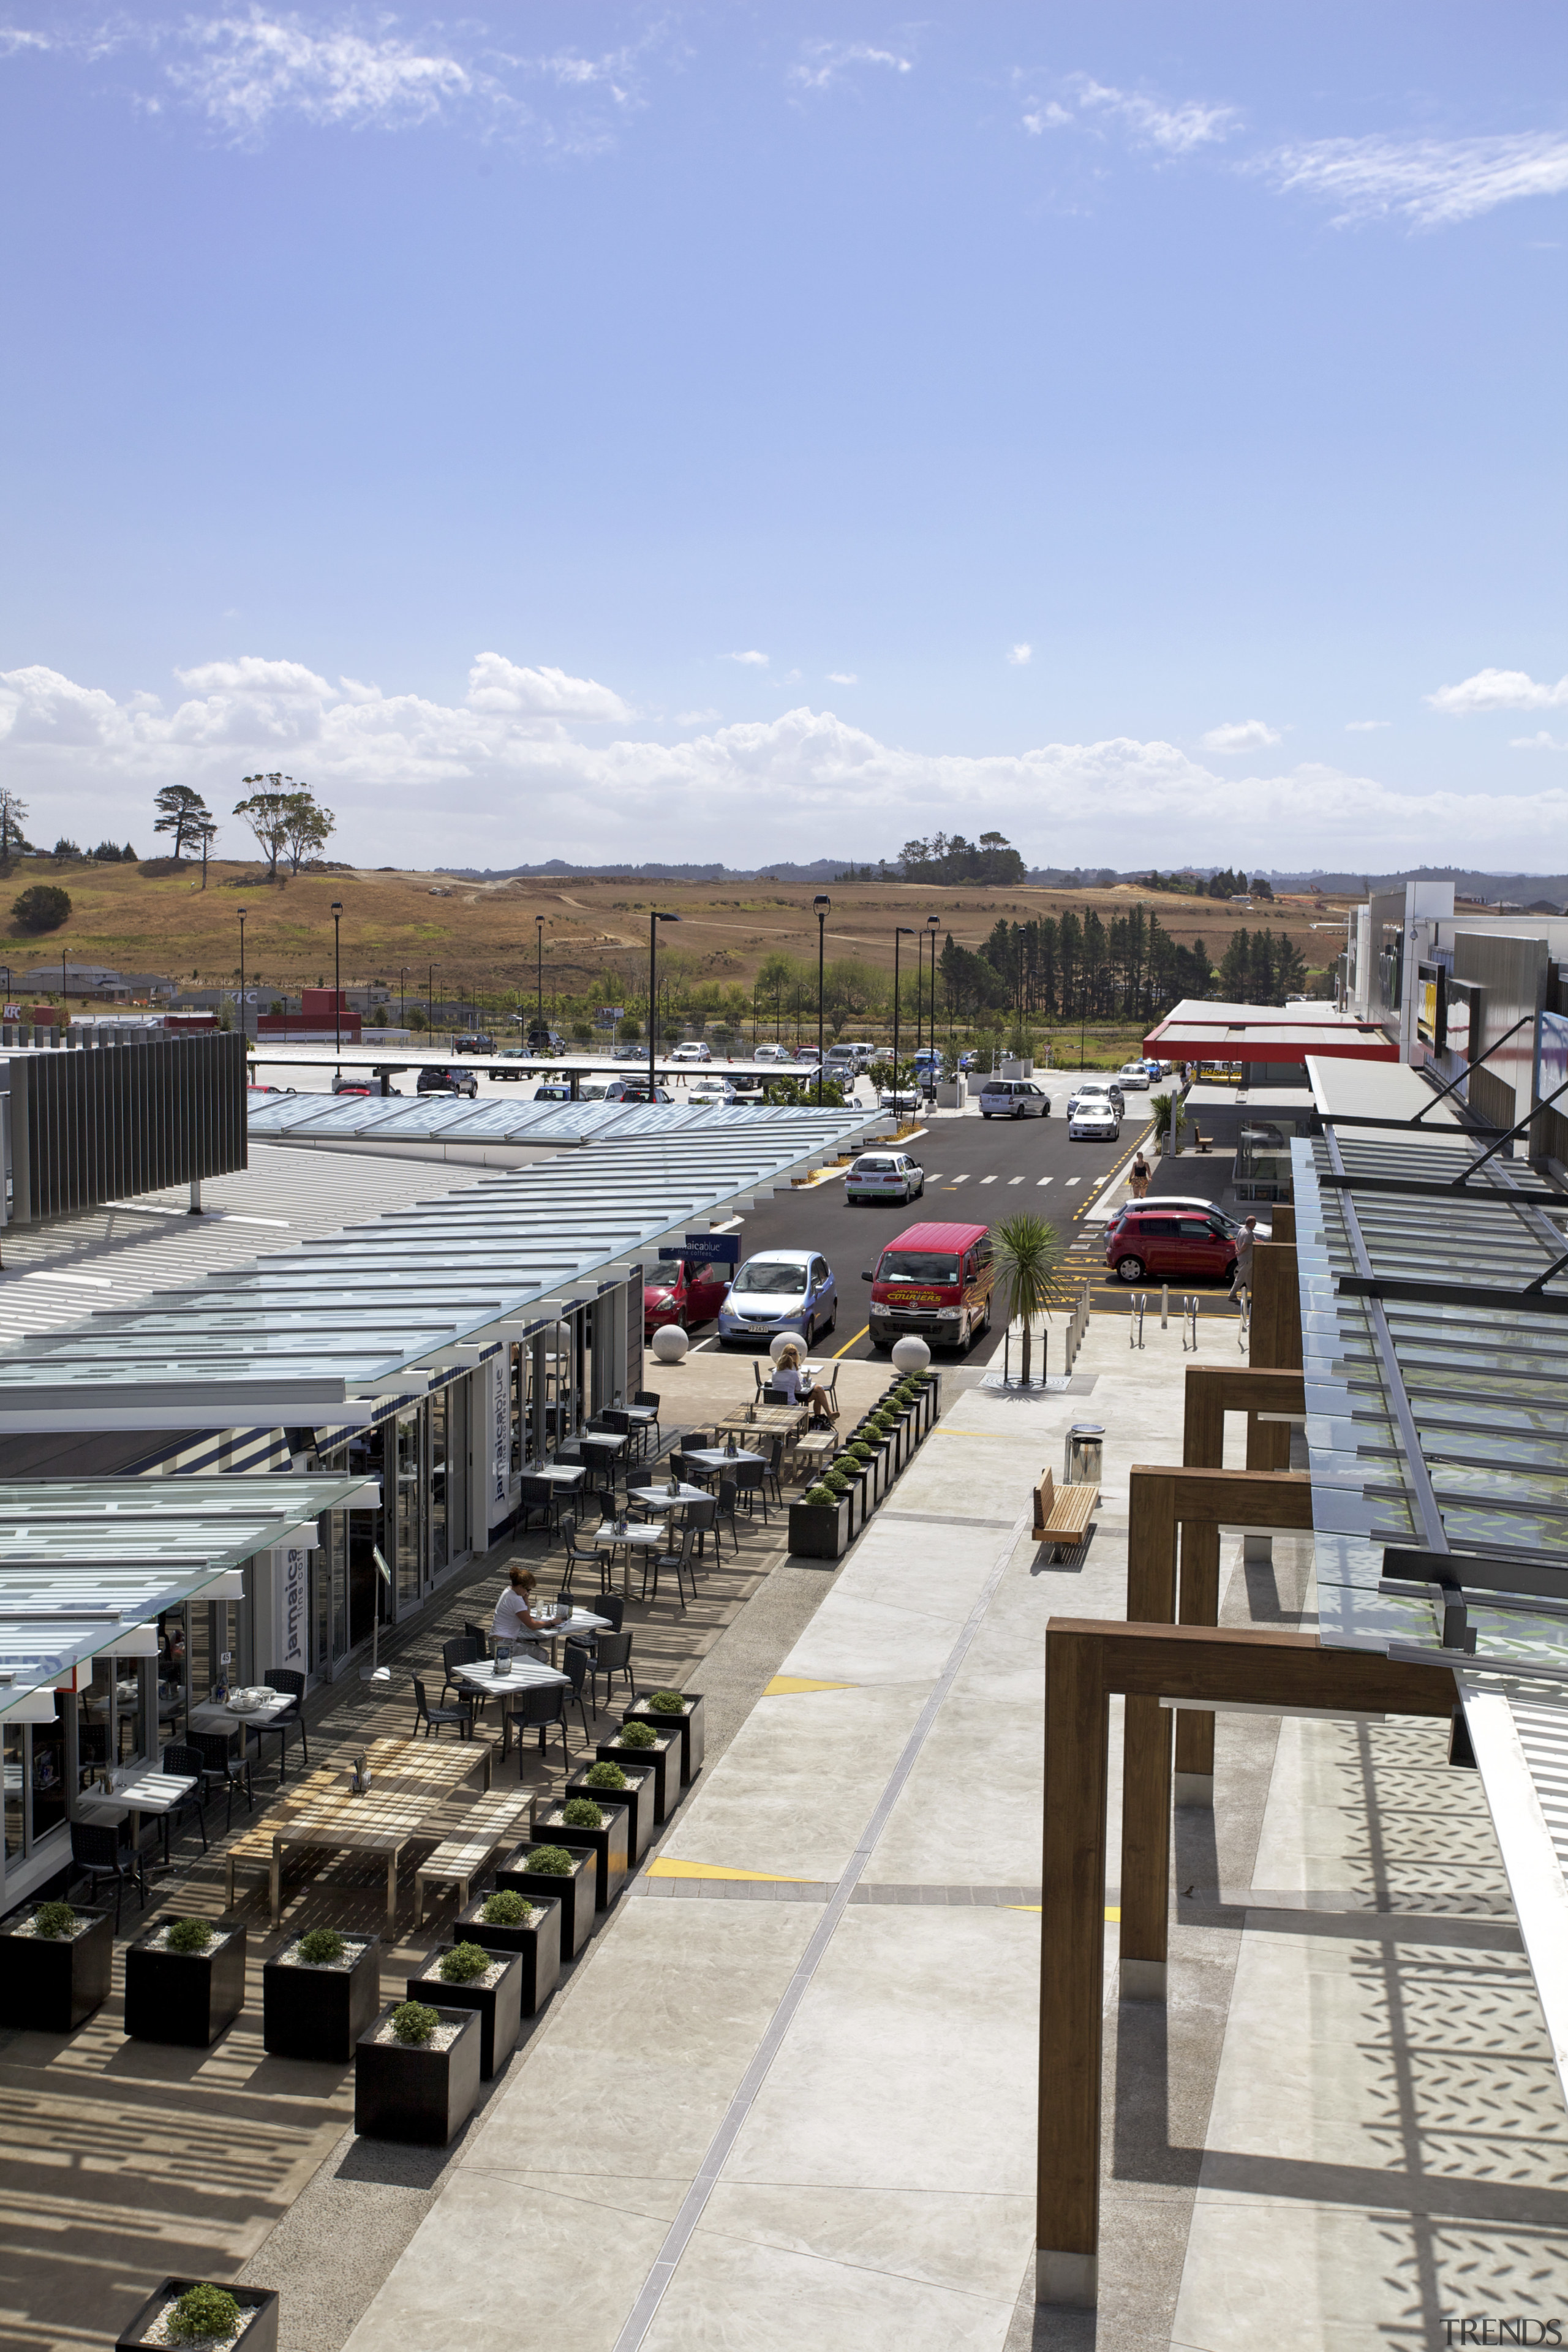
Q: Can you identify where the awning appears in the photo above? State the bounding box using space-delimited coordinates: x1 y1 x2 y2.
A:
1145 1017 1395 1062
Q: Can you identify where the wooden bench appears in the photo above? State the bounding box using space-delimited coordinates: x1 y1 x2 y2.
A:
793 1432 838 1480
1031 1468 1098 1559
1192 1129 1212 1153
413 1792 536 1928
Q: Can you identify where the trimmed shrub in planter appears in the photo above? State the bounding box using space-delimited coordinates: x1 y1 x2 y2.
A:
568 1762 655 1862
124 1918 246 2048
495 1843 598 1960
0 1899 113 2032
595 1728 680 1824
354 2000 481 2146
624 1691 706 1784
406 1942 522 2079
453 1890 561 2015
788 1488 851 1560
533 1798 629 1910
263 1928 380 2063
114 2278 279 2352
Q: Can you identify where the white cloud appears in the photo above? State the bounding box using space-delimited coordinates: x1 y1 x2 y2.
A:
724 649 769 667
1006 644 1033 667
464 652 631 722
165 15 477 137
790 40 913 94
675 708 721 726
1512 731 1568 751
1202 719 1282 754
827 673 858 686
1428 666 1568 714
1345 718 1389 731
1028 75 1237 155
1262 132 1568 230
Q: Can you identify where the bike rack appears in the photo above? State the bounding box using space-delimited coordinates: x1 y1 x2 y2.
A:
1237 1292 1251 1351
1181 1295 1200 1352
1129 1295 1146 1351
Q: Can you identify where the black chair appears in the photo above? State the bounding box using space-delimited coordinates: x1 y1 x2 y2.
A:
764 1436 786 1509
157 1743 211 1860
672 1450 715 1493
733 1460 770 1524
559 1515 600 1602
565 1591 624 1672
591 1485 620 1531
70 1820 145 1931
189 1730 254 1831
715 1477 742 1558
262 1668 309 1778
412 1675 473 1741
441 1637 484 1710
502 1683 570 1776
587 1629 636 1714
624 1471 657 1520
515 1475 557 1537
562 1645 595 1743
761 1384 792 1407
642 1522 696 1610
683 1494 717 1564
633 1389 662 1451
463 1621 493 1656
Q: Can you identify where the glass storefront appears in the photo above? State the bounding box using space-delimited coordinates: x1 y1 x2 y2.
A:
4 1700 68 1872
312 1374 475 1682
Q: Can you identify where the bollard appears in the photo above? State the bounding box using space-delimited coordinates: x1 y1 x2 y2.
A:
1160 1283 1169 1329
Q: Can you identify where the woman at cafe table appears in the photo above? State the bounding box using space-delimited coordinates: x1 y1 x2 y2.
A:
772 1340 839 1423
491 1562 559 1656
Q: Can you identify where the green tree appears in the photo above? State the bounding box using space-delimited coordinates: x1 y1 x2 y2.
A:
12 884 70 934
153 785 213 861
234 773 300 877
0 787 30 866
280 789 336 874
991 1213 1061 1386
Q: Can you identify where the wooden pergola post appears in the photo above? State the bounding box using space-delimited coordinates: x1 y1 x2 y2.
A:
1037 1619 1454 2310
1120 1466 1314 1993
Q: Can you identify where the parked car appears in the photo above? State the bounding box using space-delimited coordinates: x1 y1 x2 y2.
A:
978 1077 1052 1119
861 1219 993 1352
827 1041 876 1074
333 1072 396 1096
913 1049 945 1082
614 1044 647 1060
793 1046 822 1066
246 1083 293 1098
1068 1098 1121 1142
877 1083 922 1114
685 1077 738 1105
1102 1202 1262 1286
1065 1078 1125 1116
753 1042 793 1063
669 1041 712 1063
494 1049 530 1079
525 1023 562 1052
416 1066 479 1098
532 1079 608 1102
717 1250 837 1347
845 1150 925 1204
602 1077 674 1102
644 1253 733 1337
1117 1061 1152 1091
454 1033 495 1055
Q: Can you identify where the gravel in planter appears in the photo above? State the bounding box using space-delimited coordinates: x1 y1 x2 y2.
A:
115 2279 279 2352
270 1929 375 1971
7 1902 95 1942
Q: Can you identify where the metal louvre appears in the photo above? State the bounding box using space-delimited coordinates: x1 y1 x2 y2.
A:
12 1033 247 1224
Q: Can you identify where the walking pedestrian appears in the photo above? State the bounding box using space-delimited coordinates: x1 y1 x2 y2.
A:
1229 1215 1257 1301
1128 1151 1151 1200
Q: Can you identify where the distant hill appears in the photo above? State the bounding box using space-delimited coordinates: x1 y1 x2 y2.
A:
447 859 845 883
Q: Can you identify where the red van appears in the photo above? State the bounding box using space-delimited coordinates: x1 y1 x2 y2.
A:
862 1220 993 1352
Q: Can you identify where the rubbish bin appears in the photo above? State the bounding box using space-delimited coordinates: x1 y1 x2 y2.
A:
1063 1424 1104 1488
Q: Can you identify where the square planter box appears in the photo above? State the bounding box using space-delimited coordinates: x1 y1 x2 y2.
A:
789 1496 851 1559
263 1933 381 2064
567 1764 656 1863
124 1920 247 2048
453 1891 561 2015
495 1844 598 1961
595 1733 679 1824
533 1800 628 1912
0 1902 113 2032
624 1695 704 1785
407 1947 522 2079
115 2278 279 2352
355 2003 481 2146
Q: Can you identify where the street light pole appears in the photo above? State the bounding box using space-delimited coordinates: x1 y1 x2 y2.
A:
893 926 913 1113
925 914 940 1099
649 911 679 1094
535 915 544 1053
399 966 406 1027
330 900 343 1065
237 908 247 1043
813 894 830 1106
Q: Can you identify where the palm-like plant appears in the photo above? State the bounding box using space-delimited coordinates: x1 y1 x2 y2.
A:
1150 1090 1185 1155
991 1212 1061 1387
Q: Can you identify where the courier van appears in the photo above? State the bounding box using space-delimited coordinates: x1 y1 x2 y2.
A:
861 1219 993 1352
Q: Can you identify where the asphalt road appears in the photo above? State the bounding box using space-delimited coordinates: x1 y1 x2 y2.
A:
681 1090 1159 1367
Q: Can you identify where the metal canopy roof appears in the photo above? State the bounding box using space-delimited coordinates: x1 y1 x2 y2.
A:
1145 1020 1395 1061
0 1473 376 1714
0 1110 883 1431
247 1095 851 1150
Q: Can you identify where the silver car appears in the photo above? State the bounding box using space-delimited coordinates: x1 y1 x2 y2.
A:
1117 1061 1152 1091
1068 1099 1121 1142
846 1150 925 1204
979 1078 1052 1119
1066 1078 1125 1117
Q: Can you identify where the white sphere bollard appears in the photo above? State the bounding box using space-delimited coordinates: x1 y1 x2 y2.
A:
891 1335 931 1374
769 1332 797 1362
651 1324 689 1365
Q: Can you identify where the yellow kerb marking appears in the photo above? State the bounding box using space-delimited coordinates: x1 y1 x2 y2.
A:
647 1858 821 1883
1006 1905 1121 1920
762 1675 858 1697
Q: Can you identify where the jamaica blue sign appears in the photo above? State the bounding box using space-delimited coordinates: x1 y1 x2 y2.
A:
658 1232 741 1265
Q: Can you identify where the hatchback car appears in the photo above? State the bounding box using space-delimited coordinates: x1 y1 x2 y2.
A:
1117 1061 1152 1091
1065 1078 1125 1116
846 1150 925 1204
1068 1098 1121 1142
532 1079 609 1102
979 1078 1052 1119
685 1077 738 1105
717 1250 837 1347
644 1253 733 1337
669 1041 712 1062
416 1065 479 1098
602 1077 674 1102
1104 1202 1253 1286
753 1042 793 1063
877 1082 922 1114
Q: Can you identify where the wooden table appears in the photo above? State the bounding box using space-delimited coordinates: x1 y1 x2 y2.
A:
262 1735 495 1928
714 1403 807 1441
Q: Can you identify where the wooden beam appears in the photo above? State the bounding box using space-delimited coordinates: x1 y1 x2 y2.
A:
1038 1621 1454 2309
1250 1238 1302 1371
1182 1365 1305 1467
1269 1200 1296 1245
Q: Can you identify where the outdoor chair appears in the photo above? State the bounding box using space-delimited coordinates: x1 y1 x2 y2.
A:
562 1645 596 1743
502 1683 571 1776
586 1629 636 1714
761 1384 793 1407
189 1730 254 1832
412 1674 473 1742
733 1460 770 1525
463 1620 493 1656
673 1449 715 1491
624 1471 657 1518
633 1390 662 1451
156 1743 211 1860
441 1637 485 1713
70 1819 145 1931
566 1593 625 1667
262 1667 309 1777
683 1494 717 1564
764 1436 786 1507
715 1476 742 1558
559 1515 599 1602
642 1521 696 1610
515 1474 558 1539
591 1485 620 1531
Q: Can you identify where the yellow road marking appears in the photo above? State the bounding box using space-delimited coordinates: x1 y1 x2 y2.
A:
832 1325 869 1359
762 1675 858 1697
647 1858 821 1883
1006 1905 1121 1919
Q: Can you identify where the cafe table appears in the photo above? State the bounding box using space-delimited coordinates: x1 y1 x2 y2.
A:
714 1403 808 1443
77 1766 200 1871
592 1519 663 1598
626 1480 709 1514
682 1447 767 1477
263 1735 493 1928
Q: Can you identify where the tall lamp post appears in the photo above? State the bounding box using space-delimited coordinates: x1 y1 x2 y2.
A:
925 914 940 1098
892 926 913 1113
649 911 679 1094
236 907 248 1044
330 900 344 1063
535 915 545 1054
813 894 831 1106
399 966 407 1027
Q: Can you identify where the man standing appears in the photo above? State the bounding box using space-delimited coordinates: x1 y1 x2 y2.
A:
1229 1215 1257 1302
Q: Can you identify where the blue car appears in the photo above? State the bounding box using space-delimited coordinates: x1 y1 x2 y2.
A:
717 1249 838 1348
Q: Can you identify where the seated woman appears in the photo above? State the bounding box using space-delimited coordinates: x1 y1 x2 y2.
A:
491 1561 560 1657
771 1340 839 1423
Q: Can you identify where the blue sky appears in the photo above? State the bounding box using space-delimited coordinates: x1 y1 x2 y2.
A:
1 2 1564 872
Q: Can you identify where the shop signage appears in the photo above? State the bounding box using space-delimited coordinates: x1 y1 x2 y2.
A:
491 1350 510 1512
659 1233 741 1265
274 1543 307 1673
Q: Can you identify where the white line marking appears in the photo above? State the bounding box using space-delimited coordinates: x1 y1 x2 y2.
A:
1008 1176 1024 1185
1036 1176 1054 1187
1065 1177 1081 1187
980 1175 997 1185
949 1172 970 1185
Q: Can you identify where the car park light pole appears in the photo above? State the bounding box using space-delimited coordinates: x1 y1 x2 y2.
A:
535 913 545 1052
330 900 344 1065
813 894 831 1106
650 911 679 1095
925 913 940 1098
893 926 913 1112
236 906 247 1044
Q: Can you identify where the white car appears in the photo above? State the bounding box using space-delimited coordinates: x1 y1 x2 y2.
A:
1117 1061 1152 1091
878 1084 922 1114
979 1078 1052 1118
846 1150 925 1204
685 1077 738 1106
670 1041 712 1063
753 1042 793 1063
1068 1098 1121 1142
1066 1078 1125 1117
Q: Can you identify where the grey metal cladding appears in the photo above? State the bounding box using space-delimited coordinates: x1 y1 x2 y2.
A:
16 1032 246 1222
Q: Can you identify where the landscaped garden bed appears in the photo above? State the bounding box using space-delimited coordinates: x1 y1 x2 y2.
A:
405 1942 522 2079
262 1928 380 2064
114 2277 279 2351
124 1918 247 2048
354 2000 481 2145
453 1887 561 2014
0 1899 113 2032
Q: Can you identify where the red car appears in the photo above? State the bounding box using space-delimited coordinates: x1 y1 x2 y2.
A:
643 1255 732 1337
1103 1201 1250 1286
